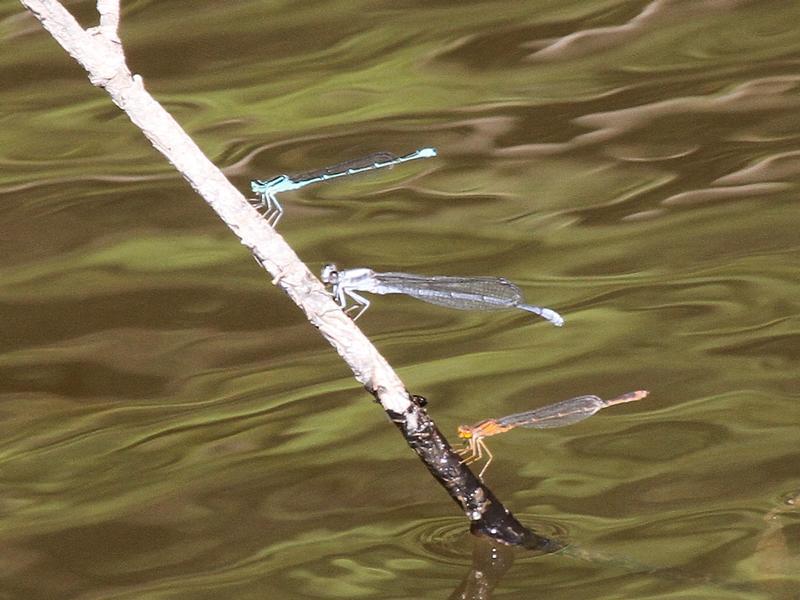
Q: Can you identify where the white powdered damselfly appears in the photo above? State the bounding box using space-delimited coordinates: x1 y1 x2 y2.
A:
320 263 564 326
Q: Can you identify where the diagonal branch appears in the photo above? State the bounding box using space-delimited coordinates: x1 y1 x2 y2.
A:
19 0 552 547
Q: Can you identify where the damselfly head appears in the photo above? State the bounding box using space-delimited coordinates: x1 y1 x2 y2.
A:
321 264 339 285
456 425 473 439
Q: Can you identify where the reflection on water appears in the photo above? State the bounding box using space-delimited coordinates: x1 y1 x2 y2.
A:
1 0 799 597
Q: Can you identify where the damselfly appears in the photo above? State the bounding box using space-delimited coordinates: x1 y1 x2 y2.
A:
320 263 564 326
457 390 649 478
251 147 437 226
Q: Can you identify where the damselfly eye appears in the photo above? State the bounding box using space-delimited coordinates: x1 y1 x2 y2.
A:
321 264 338 284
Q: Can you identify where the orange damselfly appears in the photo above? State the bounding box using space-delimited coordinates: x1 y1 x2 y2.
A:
456 390 649 478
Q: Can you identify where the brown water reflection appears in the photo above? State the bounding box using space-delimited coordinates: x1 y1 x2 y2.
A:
1 0 799 597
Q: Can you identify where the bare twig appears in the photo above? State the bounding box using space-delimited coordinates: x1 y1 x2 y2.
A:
95 0 120 43
19 0 552 547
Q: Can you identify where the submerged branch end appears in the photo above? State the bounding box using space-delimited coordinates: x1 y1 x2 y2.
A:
384 393 563 550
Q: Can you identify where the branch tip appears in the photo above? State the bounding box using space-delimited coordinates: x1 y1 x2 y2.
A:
96 0 121 43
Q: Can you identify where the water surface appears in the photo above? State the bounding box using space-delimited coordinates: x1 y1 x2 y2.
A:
1 0 799 598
